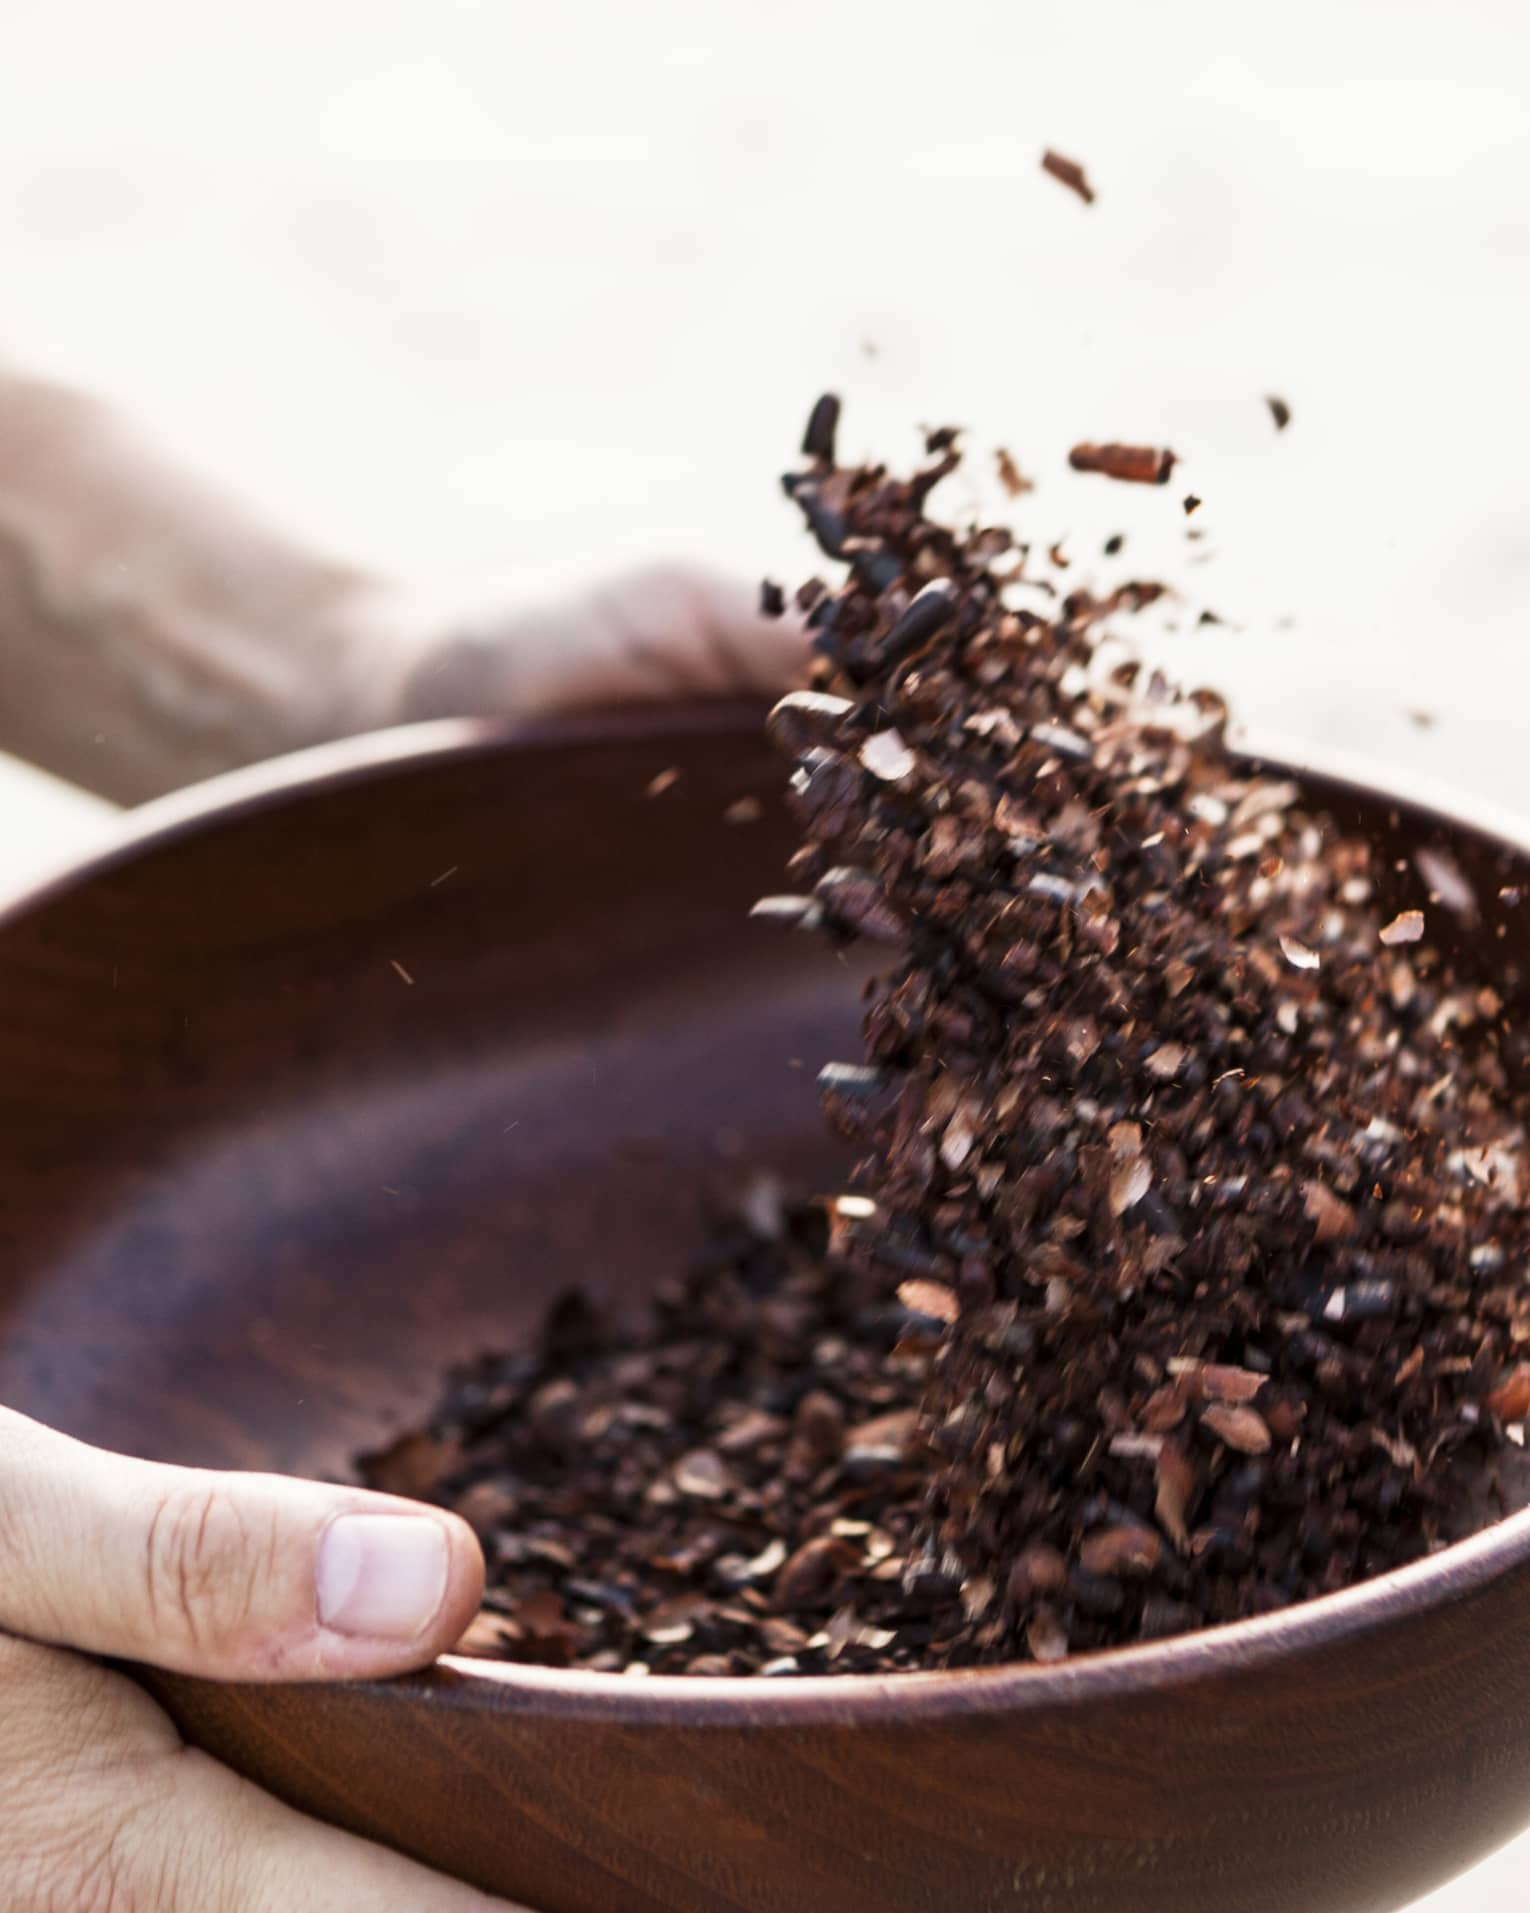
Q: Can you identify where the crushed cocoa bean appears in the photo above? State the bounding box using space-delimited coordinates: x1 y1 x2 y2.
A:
364 397 1530 1675
775 396 1530 1663
360 1186 966 1675
1068 441 1177 485
1041 149 1096 206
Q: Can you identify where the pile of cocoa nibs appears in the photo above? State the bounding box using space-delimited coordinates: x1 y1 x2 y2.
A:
363 397 1530 1675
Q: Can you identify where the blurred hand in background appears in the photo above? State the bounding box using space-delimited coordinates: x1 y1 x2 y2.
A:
0 361 804 1910
0 367 804 803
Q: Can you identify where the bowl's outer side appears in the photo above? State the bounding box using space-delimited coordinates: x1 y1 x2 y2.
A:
142 1531 1530 1913
4 708 1530 1913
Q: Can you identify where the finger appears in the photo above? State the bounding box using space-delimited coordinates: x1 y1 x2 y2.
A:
585 561 811 699
167 1747 524 1910
400 560 809 721
3 1635 522 1911
0 1406 483 1680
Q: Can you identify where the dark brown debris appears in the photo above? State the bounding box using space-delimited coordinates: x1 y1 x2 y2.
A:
803 392 841 462
763 398 1528 1666
1265 395 1292 431
360 1186 963 1677
1041 148 1096 205
373 398 1529 1678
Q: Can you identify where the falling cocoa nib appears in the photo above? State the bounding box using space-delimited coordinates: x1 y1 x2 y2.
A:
1069 442 1177 485
1265 394 1292 430
760 579 786 618
1041 148 1095 205
1183 494 1202 516
763 395 1530 1669
802 392 841 462
370 396 1530 1678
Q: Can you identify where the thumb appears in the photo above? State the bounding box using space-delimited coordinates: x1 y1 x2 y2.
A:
0 1406 483 1680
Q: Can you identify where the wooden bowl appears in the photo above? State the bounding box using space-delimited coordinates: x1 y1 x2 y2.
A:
3 706 1530 1913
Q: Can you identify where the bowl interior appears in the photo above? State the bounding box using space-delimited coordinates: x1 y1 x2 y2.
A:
0 710 1526 1502
14 710 1530 1913
0 712 863 1481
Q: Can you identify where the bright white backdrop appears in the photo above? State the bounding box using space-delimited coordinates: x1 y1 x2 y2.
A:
1 4 1528 1904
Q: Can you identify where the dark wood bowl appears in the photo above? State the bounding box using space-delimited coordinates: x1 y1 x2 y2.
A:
3 706 1530 1913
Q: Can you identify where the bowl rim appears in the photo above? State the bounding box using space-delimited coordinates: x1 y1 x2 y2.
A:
9 702 1530 1724
436 1501 1530 1722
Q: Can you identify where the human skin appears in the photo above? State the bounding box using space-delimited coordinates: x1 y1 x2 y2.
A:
0 366 802 803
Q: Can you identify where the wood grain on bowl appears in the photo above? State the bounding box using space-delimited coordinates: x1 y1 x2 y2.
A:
2 707 1530 1913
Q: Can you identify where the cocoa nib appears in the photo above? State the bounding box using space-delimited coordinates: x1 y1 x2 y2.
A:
764 395 1528 1669
1041 148 1096 205
360 1182 961 1677
368 396 1529 1678
1069 441 1177 485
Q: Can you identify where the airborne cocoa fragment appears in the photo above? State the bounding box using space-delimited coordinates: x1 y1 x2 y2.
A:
369 397 1530 1678
1068 442 1177 485
1041 148 1096 205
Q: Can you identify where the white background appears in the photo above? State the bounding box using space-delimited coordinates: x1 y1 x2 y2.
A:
1 4 1527 1904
